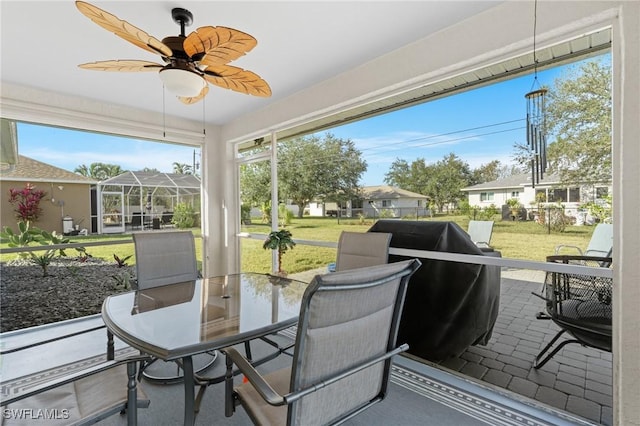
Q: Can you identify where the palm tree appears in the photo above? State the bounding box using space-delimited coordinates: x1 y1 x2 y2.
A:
74 162 124 180
263 229 296 274
173 162 192 175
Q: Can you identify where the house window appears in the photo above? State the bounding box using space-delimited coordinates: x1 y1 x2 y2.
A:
548 187 580 203
596 187 609 199
568 187 580 202
480 192 494 202
511 191 520 198
382 200 390 207
550 188 566 202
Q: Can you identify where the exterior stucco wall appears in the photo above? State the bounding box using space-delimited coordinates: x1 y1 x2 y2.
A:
0 180 92 235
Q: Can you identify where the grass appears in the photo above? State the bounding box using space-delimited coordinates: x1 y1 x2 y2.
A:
239 216 596 274
1 216 595 275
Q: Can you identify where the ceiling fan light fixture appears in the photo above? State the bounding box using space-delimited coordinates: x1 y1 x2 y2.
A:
159 68 205 97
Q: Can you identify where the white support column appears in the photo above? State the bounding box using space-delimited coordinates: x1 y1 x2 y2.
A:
270 131 278 273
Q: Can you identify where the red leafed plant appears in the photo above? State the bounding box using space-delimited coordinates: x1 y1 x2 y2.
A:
8 183 47 222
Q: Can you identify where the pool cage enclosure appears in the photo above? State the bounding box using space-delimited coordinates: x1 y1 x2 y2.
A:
97 171 201 234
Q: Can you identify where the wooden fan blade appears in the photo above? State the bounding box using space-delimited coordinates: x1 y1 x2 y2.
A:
184 26 257 65
78 60 163 72
76 1 172 57
178 86 210 105
203 65 271 97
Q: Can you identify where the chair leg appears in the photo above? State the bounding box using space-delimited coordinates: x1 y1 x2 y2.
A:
534 329 580 369
126 361 138 426
224 352 236 417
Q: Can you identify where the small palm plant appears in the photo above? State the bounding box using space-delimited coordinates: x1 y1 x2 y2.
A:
263 229 296 274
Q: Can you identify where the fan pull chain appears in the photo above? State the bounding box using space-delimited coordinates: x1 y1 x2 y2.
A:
162 85 166 138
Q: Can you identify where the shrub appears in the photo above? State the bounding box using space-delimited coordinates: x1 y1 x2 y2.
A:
8 183 47 222
458 200 471 215
278 204 294 226
113 254 132 267
1 221 42 257
172 202 197 228
241 204 252 224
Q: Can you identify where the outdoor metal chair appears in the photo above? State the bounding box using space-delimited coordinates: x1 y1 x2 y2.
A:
555 223 613 257
467 220 494 249
223 259 421 426
328 231 392 272
534 255 613 369
132 231 217 383
130 212 142 231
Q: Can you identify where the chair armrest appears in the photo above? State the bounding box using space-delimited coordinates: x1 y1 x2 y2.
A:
282 343 408 404
1 354 152 406
225 344 409 408
224 347 286 406
555 244 584 255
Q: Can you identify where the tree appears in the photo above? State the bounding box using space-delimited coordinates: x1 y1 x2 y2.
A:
544 59 611 185
172 162 193 175
471 160 502 185
263 229 296 274
278 133 367 217
424 154 473 212
385 153 472 212
74 162 124 180
240 161 272 209
384 158 430 194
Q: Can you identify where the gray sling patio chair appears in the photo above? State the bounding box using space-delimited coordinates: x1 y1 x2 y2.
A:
223 259 421 426
0 329 150 426
467 220 494 249
132 231 217 383
328 231 392 272
555 223 613 257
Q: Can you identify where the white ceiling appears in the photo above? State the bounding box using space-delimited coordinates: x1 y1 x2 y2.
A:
0 1 502 126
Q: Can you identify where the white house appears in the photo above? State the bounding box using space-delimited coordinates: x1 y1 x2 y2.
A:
308 185 429 218
461 173 611 220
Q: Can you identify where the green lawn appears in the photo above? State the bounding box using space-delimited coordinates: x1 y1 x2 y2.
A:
239 216 596 274
1 216 595 275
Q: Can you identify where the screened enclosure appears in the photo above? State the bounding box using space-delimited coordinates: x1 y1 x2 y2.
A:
96 171 201 234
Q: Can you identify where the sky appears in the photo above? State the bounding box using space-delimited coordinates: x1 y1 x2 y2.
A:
14 55 604 186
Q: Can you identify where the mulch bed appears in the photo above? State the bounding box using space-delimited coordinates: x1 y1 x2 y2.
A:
0 258 134 333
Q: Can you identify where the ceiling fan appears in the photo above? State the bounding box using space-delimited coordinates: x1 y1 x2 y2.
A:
75 1 271 104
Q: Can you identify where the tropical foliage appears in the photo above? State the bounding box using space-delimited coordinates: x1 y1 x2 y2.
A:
8 183 47 222
74 162 125 180
172 202 197 228
263 229 296 273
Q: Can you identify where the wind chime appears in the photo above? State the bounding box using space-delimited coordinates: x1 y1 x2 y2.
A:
525 0 547 188
525 88 547 187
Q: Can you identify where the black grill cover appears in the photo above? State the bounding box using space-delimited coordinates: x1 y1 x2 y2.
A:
368 220 501 361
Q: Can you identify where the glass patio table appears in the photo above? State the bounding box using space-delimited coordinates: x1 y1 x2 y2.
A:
101 273 309 425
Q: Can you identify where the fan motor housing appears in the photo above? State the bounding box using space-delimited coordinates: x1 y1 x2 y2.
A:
162 36 189 59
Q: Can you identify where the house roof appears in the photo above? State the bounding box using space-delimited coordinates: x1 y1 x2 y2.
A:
461 173 562 192
0 155 97 184
361 185 428 200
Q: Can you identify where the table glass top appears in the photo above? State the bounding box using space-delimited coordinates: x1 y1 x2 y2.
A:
102 273 308 359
